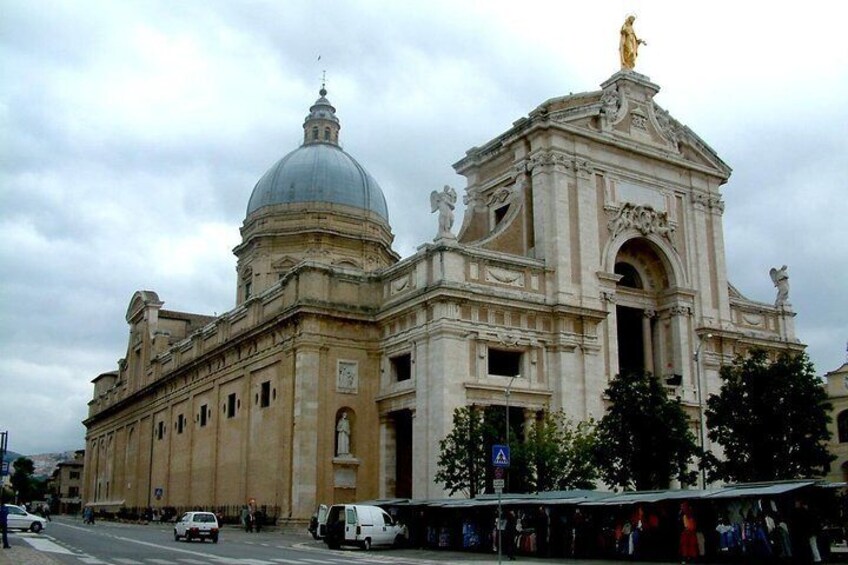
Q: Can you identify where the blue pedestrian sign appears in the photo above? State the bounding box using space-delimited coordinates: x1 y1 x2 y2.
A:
492 444 510 468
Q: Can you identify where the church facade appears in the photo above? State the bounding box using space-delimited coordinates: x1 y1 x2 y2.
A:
83 69 802 520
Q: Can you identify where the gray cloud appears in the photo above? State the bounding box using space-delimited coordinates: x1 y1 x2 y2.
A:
1 1 846 455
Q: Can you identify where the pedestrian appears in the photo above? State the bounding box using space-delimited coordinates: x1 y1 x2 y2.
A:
535 506 549 557
504 510 517 561
83 506 95 525
254 509 263 533
240 505 252 532
42 503 51 522
1 498 11 549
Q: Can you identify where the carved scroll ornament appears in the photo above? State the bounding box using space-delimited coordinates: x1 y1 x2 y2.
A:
608 203 674 239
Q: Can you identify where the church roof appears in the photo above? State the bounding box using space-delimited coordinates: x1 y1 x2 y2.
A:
245 87 389 222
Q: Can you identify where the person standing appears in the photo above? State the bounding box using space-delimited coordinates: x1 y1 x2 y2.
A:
504 510 517 561
1 499 11 549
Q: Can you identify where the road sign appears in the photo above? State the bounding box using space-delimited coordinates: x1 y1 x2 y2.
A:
493 479 505 492
0 461 8 476
492 444 510 467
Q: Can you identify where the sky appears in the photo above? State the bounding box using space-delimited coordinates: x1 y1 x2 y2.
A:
1 1 846 456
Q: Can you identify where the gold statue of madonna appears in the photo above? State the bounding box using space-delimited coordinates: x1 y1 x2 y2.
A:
620 15 647 70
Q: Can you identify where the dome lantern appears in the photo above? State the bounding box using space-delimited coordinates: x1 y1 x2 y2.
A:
303 85 341 146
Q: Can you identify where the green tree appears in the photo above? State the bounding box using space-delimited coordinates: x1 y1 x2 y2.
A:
435 406 490 497
703 349 834 482
518 411 597 491
10 456 35 503
594 371 698 490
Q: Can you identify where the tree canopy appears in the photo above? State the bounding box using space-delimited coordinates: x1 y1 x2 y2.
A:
434 406 490 497
704 349 834 483
594 371 698 491
518 411 597 491
10 456 36 503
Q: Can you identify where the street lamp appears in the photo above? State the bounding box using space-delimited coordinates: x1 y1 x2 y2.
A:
694 333 713 489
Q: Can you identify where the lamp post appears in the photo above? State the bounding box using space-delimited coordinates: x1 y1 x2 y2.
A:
694 333 713 489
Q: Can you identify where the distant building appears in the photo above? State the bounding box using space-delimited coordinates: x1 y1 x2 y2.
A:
52 450 84 514
825 360 848 482
83 68 802 520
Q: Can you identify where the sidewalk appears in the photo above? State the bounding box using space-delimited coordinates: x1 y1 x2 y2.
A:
0 542 60 565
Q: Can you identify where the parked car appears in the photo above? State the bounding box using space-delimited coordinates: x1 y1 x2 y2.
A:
309 504 328 540
323 504 405 550
173 511 219 543
4 504 47 533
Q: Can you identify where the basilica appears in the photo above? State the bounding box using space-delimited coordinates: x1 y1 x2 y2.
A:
83 66 802 521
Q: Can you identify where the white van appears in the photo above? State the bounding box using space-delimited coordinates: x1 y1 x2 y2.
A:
323 504 405 550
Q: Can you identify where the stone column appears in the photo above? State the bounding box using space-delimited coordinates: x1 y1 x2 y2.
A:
690 193 714 324
642 309 655 374
378 414 395 498
529 151 574 302
290 344 321 519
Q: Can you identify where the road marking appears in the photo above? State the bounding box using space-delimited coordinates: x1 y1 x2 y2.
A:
176 560 208 564
112 559 144 564
79 557 110 564
19 536 76 554
145 560 177 564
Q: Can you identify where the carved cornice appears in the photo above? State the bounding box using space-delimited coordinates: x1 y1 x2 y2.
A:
669 305 692 317
607 203 674 240
691 192 724 214
528 151 594 178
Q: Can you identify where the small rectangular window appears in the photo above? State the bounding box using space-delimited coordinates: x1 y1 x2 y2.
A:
244 281 252 300
177 414 185 434
157 421 165 440
69 471 80 480
488 348 522 377
227 393 236 418
260 381 271 408
200 404 208 427
391 354 412 382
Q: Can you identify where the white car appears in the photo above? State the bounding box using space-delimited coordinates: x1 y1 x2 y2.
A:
173 511 219 543
4 504 47 533
323 504 405 550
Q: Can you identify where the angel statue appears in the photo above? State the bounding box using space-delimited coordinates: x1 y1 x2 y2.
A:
430 185 457 240
769 265 790 307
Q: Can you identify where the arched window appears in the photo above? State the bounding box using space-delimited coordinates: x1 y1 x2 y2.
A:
838 410 848 443
312 126 319 140
324 127 330 141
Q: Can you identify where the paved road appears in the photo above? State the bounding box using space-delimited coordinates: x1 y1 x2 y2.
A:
0 516 686 565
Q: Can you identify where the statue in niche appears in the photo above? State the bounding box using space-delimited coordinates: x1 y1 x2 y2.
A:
769 265 790 307
430 185 457 240
336 411 351 457
620 14 647 70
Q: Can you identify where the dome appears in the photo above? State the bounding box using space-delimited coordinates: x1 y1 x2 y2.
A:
246 143 389 220
245 87 390 222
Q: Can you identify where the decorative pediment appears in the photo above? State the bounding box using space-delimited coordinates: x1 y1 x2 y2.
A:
271 256 298 270
540 72 731 180
125 290 162 323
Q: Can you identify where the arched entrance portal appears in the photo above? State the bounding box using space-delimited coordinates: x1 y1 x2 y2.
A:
613 238 678 379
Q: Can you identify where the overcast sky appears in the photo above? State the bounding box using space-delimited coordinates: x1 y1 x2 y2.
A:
1 1 846 456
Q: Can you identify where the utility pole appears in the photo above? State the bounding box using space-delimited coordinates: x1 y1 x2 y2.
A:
694 333 713 489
